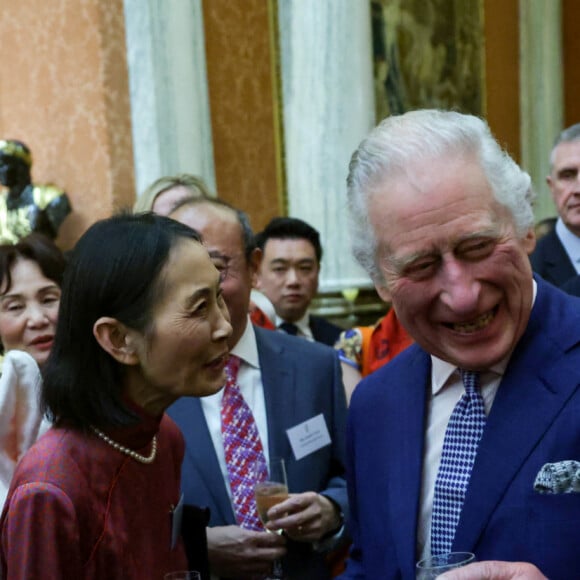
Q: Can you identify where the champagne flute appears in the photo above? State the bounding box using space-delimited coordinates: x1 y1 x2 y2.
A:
416 552 476 579
254 457 289 579
341 287 359 325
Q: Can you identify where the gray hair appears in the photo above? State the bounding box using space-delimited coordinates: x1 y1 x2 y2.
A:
550 123 580 168
346 109 535 282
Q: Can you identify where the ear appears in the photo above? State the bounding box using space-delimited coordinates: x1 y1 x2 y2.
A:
522 227 537 256
93 317 140 366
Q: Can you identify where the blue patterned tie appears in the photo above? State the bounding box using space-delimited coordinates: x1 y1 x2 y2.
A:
431 370 486 555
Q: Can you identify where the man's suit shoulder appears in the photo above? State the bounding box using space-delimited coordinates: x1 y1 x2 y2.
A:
530 230 562 262
254 323 337 361
530 230 576 286
531 277 580 348
350 342 427 409
309 315 343 346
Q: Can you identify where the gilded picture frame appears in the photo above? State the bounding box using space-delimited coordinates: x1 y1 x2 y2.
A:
371 0 485 120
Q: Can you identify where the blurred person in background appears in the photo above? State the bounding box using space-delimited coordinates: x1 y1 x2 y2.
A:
0 233 66 505
530 123 580 287
255 217 342 346
134 173 212 216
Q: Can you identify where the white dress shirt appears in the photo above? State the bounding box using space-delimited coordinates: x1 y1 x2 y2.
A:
416 281 538 561
556 217 580 273
200 318 270 504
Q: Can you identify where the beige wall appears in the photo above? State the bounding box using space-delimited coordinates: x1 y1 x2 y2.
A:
0 0 134 250
484 0 520 162
563 0 580 127
203 0 284 231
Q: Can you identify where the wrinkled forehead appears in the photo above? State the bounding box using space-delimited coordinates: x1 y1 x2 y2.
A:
174 204 244 254
368 155 502 245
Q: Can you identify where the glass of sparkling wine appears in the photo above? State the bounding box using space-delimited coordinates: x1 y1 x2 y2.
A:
254 457 289 578
416 552 476 579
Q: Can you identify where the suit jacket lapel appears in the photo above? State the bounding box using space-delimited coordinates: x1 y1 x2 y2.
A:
388 348 430 571
179 397 236 524
454 280 580 550
255 327 296 461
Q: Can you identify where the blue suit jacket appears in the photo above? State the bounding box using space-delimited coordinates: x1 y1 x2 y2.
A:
168 325 348 580
530 229 576 287
341 278 580 580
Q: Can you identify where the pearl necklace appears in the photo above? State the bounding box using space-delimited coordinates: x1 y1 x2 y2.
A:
91 426 157 464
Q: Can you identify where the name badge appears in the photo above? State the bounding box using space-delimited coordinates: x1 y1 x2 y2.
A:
171 493 184 550
286 413 331 460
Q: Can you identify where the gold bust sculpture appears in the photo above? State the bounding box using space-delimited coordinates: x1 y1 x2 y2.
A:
0 140 71 244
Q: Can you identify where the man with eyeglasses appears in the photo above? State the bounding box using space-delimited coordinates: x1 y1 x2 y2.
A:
167 197 348 580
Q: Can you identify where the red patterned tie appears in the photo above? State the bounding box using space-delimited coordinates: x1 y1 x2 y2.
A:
221 355 266 530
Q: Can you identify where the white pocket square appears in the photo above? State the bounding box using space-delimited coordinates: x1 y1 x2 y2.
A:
534 460 580 494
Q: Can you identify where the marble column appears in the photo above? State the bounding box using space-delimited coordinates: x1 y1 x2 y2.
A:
277 0 376 291
519 0 563 221
123 0 216 197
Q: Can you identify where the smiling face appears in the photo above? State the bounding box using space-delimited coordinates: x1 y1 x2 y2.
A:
547 140 580 236
370 154 536 371
125 239 232 411
0 258 61 366
256 238 320 322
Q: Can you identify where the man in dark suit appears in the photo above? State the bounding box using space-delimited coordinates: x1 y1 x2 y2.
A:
339 110 579 580
254 217 342 346
530 123 580 287
167 198 348 580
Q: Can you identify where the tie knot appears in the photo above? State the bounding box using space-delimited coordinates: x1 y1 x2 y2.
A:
459 369 480 394
279 321 299 336
226 355 241 384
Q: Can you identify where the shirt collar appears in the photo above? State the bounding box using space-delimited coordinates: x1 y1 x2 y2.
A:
556 217 580 263
231 316 260 369
430 279 537 395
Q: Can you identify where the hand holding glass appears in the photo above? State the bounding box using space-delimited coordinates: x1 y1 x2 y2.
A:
253 457 288 579
254 457 289 530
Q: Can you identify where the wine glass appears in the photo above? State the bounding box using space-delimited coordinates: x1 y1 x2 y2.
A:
416 552 476 579
253 457 289 579
341 287 359 325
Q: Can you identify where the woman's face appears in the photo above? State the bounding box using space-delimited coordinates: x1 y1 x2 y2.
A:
126 240 232 413
0 258 60 366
